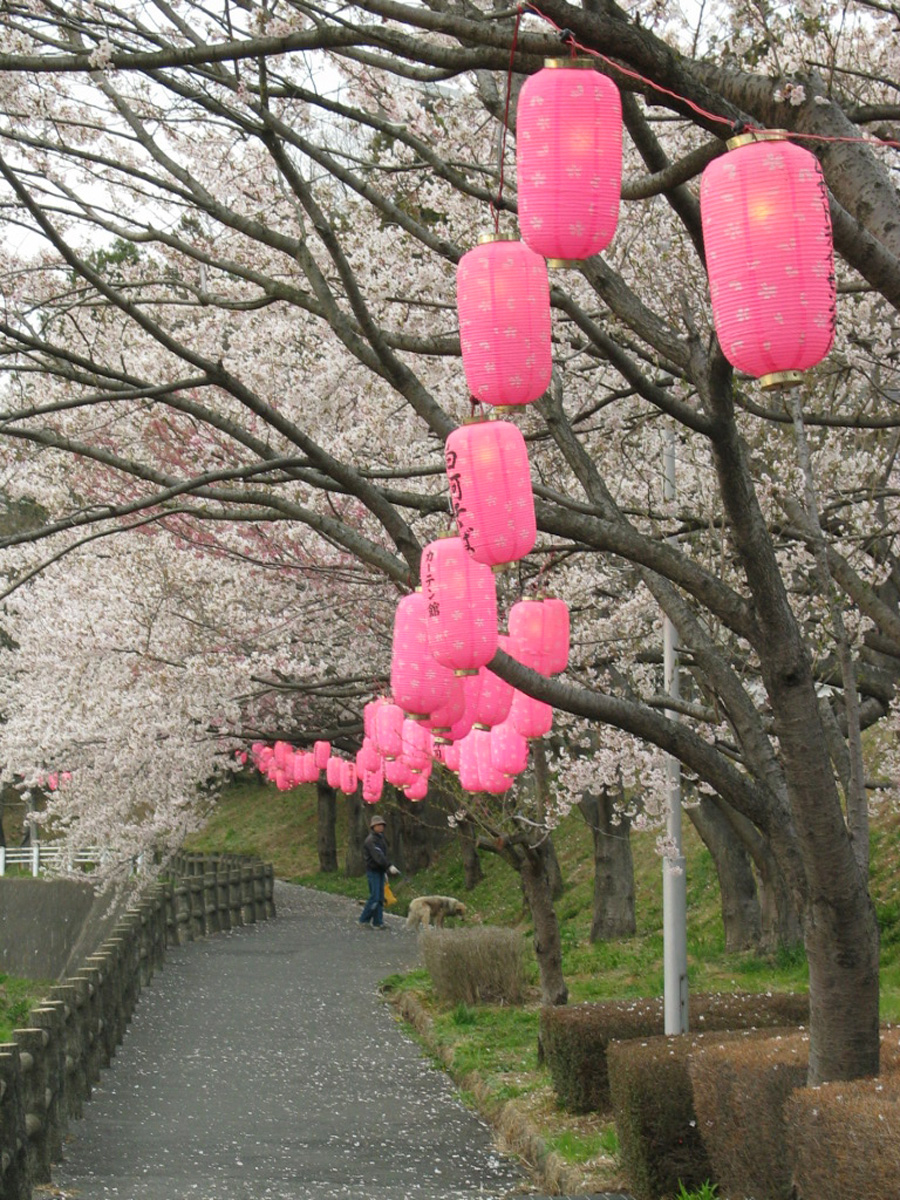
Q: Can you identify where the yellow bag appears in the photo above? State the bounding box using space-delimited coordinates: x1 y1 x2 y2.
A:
384 881 397 907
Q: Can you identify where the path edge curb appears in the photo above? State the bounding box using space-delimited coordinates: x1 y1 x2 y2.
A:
389 989 585 1197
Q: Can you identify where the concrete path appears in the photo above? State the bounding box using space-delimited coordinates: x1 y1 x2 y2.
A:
52 882 528 1200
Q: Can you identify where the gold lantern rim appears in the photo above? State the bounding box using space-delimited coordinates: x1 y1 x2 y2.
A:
726 128 790 152
476 231 518 245
543 57 596 70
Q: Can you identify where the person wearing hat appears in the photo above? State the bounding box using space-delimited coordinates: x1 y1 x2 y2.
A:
359 814 400 930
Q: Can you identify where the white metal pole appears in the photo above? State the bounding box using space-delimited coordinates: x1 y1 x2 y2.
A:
663 433 689 1035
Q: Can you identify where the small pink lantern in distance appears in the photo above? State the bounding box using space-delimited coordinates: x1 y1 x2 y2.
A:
510 689 553 740
491 719 529 776
517 59 623 265
445 420 536 567
456 235 552 408
423 536 498 676
326 756 343 789
339 760 358 795
390 591 456 719
699 131 836 390
313 740 331 770
424 676 466 736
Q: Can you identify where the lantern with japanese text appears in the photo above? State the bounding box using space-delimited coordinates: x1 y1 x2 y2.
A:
339 760 358 795
517 60 622 265
456 236 552 408
699 132 836 389
445 420 536 566
423 536 498 675
390 591 456 719
435 739 461 772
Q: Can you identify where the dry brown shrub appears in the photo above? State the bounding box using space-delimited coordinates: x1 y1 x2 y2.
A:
688 1030 809 1200
539 991 808 1114
420 926 526 1005
787 1069 900 1199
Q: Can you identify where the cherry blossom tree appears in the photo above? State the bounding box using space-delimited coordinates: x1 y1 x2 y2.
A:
0 0 897 1080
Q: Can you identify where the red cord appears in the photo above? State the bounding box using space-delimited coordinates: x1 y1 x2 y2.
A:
520 0 900 151
494 5 524 231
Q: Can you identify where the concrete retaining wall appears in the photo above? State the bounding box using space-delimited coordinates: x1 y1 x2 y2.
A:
0 853 275 1200
0 880 99 980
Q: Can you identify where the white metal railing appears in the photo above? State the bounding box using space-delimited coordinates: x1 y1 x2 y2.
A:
0 844 107 877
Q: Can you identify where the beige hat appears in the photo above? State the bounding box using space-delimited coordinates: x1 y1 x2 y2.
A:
369 814 386 828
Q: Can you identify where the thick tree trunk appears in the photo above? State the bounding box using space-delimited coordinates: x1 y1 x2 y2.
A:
519 842 568 1006
456 816 484 890
316 779 338 873
687 796 760 952
391 793 433 874
577 789 636 941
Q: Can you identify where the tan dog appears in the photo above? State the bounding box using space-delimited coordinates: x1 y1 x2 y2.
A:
406 895 467 929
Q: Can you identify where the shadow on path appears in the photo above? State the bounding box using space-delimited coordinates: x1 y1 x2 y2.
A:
52 882 526 1200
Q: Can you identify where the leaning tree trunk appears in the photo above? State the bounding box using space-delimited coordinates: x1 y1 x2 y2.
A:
316 779 338 873
532 743 564 900
688 796 761 952
578 788 636 941
519 842 568 1006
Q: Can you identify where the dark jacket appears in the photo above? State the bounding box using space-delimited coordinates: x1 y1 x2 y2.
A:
362 830 391 874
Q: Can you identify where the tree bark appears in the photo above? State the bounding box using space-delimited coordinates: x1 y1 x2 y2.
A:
687 796 760 952
316 779 337 873
577 788 636 941
456 815 484 890
519 842 568 1006
343 790 368 877
532 742 565 900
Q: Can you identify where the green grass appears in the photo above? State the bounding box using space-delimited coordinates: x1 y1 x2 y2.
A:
0 974 50 1041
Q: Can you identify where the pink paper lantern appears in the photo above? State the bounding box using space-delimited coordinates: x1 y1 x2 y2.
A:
542 597 570 674
435 739 461 772
473 727 514 794
313 740 331 770
445 420 536 566
468 645 514 728
424 676 467 734
326 756 342 789
456 237 552 407
273 740 292 771
491 719 530 776
385 756 414 788
458 731 481 792
358 737 381 774
423 536 498 675
510 689 553 740
517 60 622 263
374 701 405 759
700 133 836 389
390 591 456 719
362 760 384 803
402 719 432 773
339 760 358 795
404 774 430 802
509 598 570 674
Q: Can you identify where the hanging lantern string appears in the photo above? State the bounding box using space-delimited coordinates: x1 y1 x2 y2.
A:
517 0 900 152
491 3 524 232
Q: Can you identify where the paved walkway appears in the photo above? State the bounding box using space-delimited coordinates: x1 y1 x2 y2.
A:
53 883 527 1200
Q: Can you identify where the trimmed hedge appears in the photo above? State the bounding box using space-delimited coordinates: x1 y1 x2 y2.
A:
689 1030 809 1200
540 990 809 1114
784 1026 900 1200
786 1058 900 1199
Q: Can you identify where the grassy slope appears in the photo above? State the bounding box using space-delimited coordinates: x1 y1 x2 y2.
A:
187 776 900 1191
